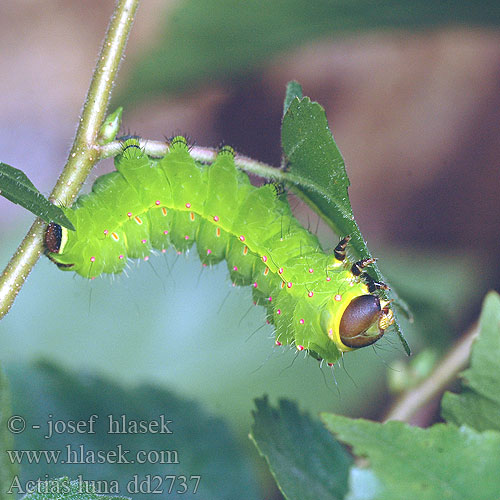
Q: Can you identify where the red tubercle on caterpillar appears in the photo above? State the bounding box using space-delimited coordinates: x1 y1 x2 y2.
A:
299 318 305 324
239 235 245 242
155 200 161 206
275 340 282 346
127 212 132 217
262 255 267 263
90 256 96 263
296 345 305 351
277 309 281 315
161 249 167 253
213 215 219 222
206 249 212 255
308 291 314 298
308 268 314 273
252 282 258 288
184 235 190 240
287 282 293 288
335 294 342 301
233 265 238 271
144 256 149 261
141 239 147 244
326 276 331 282
278 268 284 274
185 202 191 208
103 229 109 236
118 254 124 259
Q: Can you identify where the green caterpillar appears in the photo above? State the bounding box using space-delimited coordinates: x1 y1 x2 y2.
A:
45 137 394 365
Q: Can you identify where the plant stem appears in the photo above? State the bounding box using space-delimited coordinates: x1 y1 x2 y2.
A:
100 141 288 181
383 323 479 423
0 0 139 320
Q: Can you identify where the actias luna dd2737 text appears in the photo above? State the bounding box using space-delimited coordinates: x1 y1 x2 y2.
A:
45 137 394 366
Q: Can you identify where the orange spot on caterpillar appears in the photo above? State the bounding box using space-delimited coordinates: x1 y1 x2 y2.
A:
190 212 195 221
299 319 305 324
243 246 248 255
216 227 221 237
239 235 245 242
280 282 285 289
111 232 119 241
335 294 342 301
264 267 269 276
162 208 168 216
296 345 305 351
308 291 314 297
213 215 219 222
134 216 143 224
186 202 191 208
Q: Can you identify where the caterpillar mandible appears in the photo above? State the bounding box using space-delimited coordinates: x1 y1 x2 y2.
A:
44 137 394 366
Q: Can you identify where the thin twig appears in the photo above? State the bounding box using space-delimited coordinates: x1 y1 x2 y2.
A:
0 0 139 320
383 323 479 423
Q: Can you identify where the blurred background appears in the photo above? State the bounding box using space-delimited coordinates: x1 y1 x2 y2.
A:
0 1 499 498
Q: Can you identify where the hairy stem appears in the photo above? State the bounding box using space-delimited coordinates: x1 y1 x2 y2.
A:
100 141 289 182
383 323 479 423
0 0 139 320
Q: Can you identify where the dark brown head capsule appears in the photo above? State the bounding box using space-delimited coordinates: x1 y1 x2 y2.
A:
44 222 63 253
339 294 383 348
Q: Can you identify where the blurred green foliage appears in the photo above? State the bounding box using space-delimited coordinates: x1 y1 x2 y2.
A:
119 0 500 101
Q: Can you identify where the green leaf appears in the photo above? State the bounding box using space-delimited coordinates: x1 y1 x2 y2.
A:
0 163 75 231
0 364 17 500
283 81 302 117
281 96 410 354
322 415 500 500
441 291 500 431
97 107 123 146
120 0 500 100
250 396 352 500
20 477 129 500
6 361 260 500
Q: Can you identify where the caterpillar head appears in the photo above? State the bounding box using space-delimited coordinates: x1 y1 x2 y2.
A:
325 292 394 351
